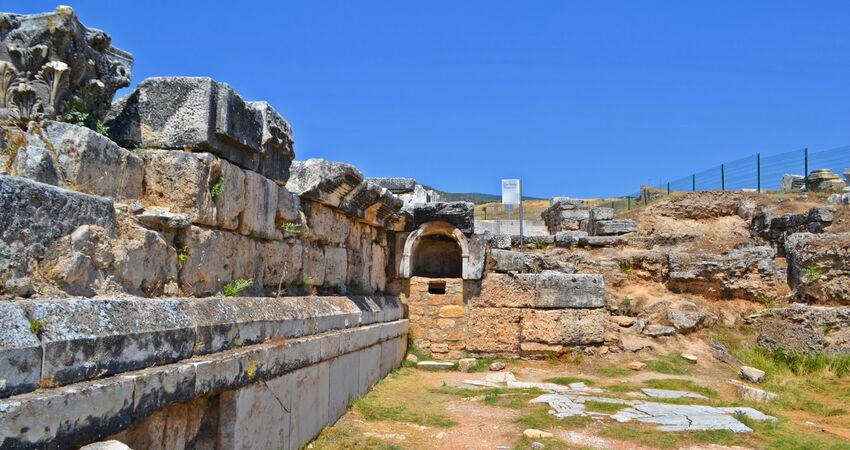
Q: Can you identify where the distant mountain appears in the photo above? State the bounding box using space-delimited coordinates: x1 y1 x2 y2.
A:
422 186 545 204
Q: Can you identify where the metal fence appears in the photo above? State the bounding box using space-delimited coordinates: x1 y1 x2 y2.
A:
609 145 850 213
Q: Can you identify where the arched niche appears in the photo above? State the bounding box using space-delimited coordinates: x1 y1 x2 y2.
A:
400 220 472 279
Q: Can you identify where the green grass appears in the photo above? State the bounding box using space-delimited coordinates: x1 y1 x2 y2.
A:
643 353 691 375
715 330 850 379
584 400 625 414
432 386 543 409
311 426 404 450
595 365 632 378
209 176 224 200
354 395 456 428
604 382 642 393
802 265 822 282
599 423 683 449
643 378 718 398
543 376 596 387
222 278 253 297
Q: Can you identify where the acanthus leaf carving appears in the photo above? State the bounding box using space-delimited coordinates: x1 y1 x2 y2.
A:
8 82 44 122
34 61 70 117
0 61 18 120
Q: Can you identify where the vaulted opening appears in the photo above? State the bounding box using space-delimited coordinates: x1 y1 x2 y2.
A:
412 234 462 278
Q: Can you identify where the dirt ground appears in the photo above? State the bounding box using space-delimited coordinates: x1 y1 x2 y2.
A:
310 335 850 450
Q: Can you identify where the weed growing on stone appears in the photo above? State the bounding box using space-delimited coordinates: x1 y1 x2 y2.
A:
222 278 253 297
62 104 109 136
622 266 634 275
28 317 46 338
279 221 303 237
208 176 224 200
802 264 822 282
176 248 189 267
584 400 624 414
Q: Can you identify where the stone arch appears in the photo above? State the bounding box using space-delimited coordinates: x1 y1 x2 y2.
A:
400 221 471 279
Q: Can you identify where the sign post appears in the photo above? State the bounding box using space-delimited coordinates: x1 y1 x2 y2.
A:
501 179 523 250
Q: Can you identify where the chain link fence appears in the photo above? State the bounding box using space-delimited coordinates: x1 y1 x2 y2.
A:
609 145 850 213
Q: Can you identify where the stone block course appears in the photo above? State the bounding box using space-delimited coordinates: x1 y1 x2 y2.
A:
521 309 606 345
0 302 41 397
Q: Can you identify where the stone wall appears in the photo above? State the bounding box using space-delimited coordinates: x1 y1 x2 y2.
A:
0 295 407 449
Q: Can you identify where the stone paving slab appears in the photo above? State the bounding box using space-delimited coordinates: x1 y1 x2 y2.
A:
642 388 708 400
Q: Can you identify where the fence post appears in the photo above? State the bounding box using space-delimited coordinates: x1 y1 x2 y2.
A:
692 174 695 192
667 182 670 195
721 164 725 191
644 188 648 206
627 196 631 210
757 153 761 193
804 147 809 191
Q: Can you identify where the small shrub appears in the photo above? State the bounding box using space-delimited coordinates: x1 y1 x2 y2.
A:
802 265 822 282
246 361 256 379
176 248 189 267
62 106 109 137
756 294 775 308
280 221 303 237
209 176 224 200
29 318 46 337
622 267 633 275
223 278 253 297
532 241 550 250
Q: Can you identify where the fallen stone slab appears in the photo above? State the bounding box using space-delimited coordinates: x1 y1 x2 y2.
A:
578 236 625 247
593 219 637 236
643 325 676 337
514 272 606 309
612 401 775 433
728 380 778 402
416 361 455 371
484 372 516 383
641 388 708 400
739 366 765 383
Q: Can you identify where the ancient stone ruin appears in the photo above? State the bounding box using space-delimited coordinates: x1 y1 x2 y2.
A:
1 7 850 450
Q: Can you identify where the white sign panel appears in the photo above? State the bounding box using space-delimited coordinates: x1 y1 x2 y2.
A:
501 179 521 205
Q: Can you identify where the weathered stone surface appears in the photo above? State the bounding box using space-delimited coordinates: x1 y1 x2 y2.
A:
753 207 833 254
667 246 779 301
79 441 132 450
0 175 115 278
219 374 291 450
107 77 294 182
178 226 263 296
590 207 614 221
808 168 845 191
303 201 351 246
729 380 778 402
368 177 416 193
739 366 765 383
520 309 606 345
0 302 41 398
142 150 217 226
757 320 825 355
489 249 524 273
780 174 805 192
239 169 278 239
593 219 637 236
412 202 475 234
555 231 588 247
578 236 625 247
0 6 133 122
467 308 522 354
643 325 676 337
6 121 143 200
339 181 403 227
514 272 606 309
112 222 177 296
667 309 706 333
287 159 363 208
457 357 476 372
276 186 301 223
785 232 850 304
23 298 194 386
541 199 589 233
642 388 707 400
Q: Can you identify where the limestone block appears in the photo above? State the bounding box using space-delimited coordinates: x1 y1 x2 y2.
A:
0 6 133 122
123 362 196 423
467 308 522 354
112 222 177 296
490 249 525 272
466 232 487 280
338 181 403 227
302 242 326 287
277 186 302 223
286 159 364 208
347 234 372 291
368 177 417 193
22 298 194 386
303 201 350 245
9 121 144 200
0 175 115 278
79 441 132 450
579 236 625 247
0 302 41 397
219 375 291 450
593 219 637 236
590 206 614 221
107 77 294 183
213 157 247 231
514 273 606 308
380 336 401 379
555 231 588 247
329 351 360 423
178 226 263 296
370 244 388 292
667 246 779 301
785 232 850 304
142 150 217 227
412 202 474 234
358 344 382 396
239 169 278 239
520 309 606 345
288 361 330 450
0 374 137 449
262 239 304 292
324 246 348 288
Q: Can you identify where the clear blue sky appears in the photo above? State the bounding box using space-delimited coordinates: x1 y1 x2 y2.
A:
8 1 850 198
